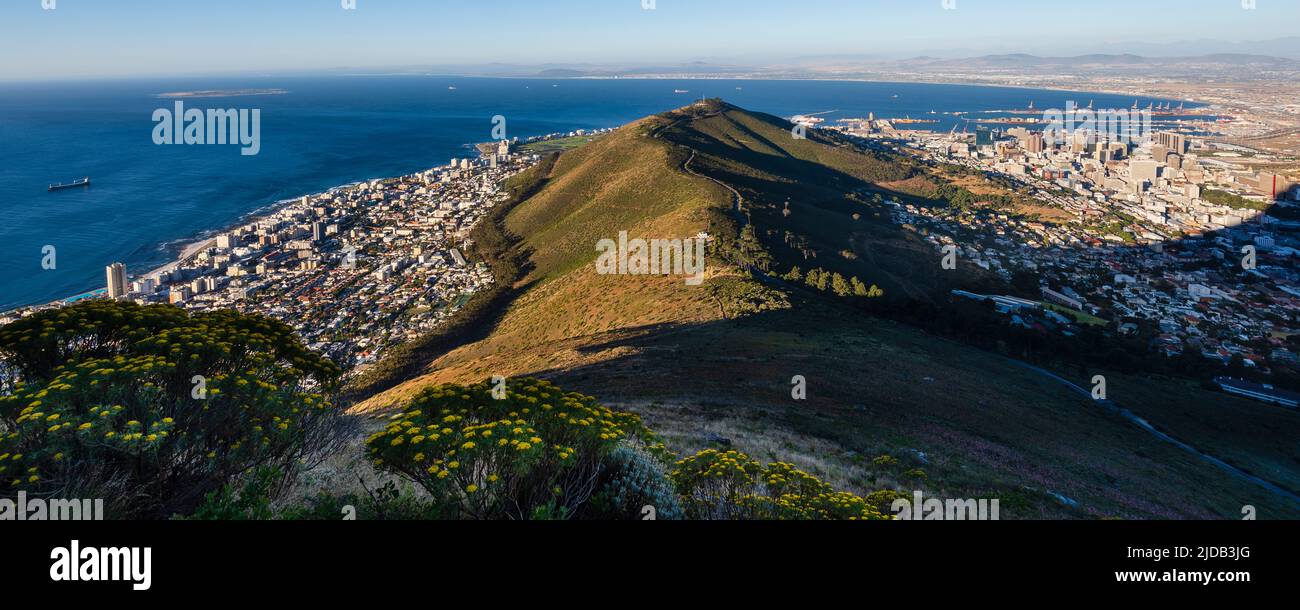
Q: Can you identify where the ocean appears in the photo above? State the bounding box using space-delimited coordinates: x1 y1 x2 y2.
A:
0 76 1199 311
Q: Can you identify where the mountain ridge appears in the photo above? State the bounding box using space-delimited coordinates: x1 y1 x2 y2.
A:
350 100 1300 520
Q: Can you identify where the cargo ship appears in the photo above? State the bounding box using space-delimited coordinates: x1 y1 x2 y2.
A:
48 177 90 192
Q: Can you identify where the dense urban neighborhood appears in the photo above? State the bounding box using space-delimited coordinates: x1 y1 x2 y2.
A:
829 110 1300 382
4 140 544 375
148 142 535 371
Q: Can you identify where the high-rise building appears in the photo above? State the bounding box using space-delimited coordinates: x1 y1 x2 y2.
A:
975 126 995 147
1256 172 1285 199
1151 145 1169 164
130 278 156 295
1155 132 1189 155
1070 131 1092 154
1025 133 1045 154
169 286 192 305
1131 160 1159 184
106 263 128 300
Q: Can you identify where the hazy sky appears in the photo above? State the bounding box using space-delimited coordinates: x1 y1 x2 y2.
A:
2 0 1296 81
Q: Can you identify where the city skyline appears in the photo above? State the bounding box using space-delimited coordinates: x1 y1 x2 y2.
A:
2 0 1297 81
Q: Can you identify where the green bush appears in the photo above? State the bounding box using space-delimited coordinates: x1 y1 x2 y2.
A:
189 470 447 521
0 300 343 519
364 378 665 520
865 489 908 515
186 465 282 521
873 455 899 468
584 445 683 520
669 449 887 520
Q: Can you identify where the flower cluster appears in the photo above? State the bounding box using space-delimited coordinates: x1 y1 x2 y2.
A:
365 378 662 520
0 300 340 518
669 449 885 520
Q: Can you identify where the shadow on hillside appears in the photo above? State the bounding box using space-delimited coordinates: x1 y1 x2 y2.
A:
662 102 1300 378
404 100 1300 516
499 297 1300 519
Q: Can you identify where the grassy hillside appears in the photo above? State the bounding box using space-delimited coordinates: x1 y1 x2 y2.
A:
656 101 1004 302
353 100 1299 520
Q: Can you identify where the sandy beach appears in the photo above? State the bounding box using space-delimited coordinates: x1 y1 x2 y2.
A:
140 237 218 281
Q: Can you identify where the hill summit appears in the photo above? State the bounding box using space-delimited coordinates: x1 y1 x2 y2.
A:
350 100 1299 520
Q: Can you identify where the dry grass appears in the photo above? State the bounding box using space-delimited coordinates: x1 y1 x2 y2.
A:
347 103 1300 520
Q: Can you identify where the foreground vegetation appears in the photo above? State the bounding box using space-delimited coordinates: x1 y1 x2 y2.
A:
0 301 887 520
0 301 344 519
358 378 886 520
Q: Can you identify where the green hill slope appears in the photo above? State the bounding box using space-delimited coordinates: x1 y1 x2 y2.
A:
354 100 1299 520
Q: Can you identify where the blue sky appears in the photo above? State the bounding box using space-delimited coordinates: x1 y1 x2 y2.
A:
2 0 1296 81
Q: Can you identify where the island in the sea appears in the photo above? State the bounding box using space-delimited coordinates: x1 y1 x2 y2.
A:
156 88 290 99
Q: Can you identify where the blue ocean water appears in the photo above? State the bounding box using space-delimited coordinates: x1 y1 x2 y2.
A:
0 76 1194 311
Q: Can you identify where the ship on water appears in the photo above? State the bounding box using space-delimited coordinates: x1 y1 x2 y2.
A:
48 177 90 192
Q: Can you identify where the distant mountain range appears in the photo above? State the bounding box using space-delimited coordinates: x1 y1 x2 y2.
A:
789 36 1300 62
330 47 1298 79
890 52 1296 68
1067 36 1300 60
765 50 1300 78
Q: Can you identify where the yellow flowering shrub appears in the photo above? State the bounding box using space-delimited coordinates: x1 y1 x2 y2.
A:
667 449 761 519
366 378 665 519
0 300 341 518
669 449 886 520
